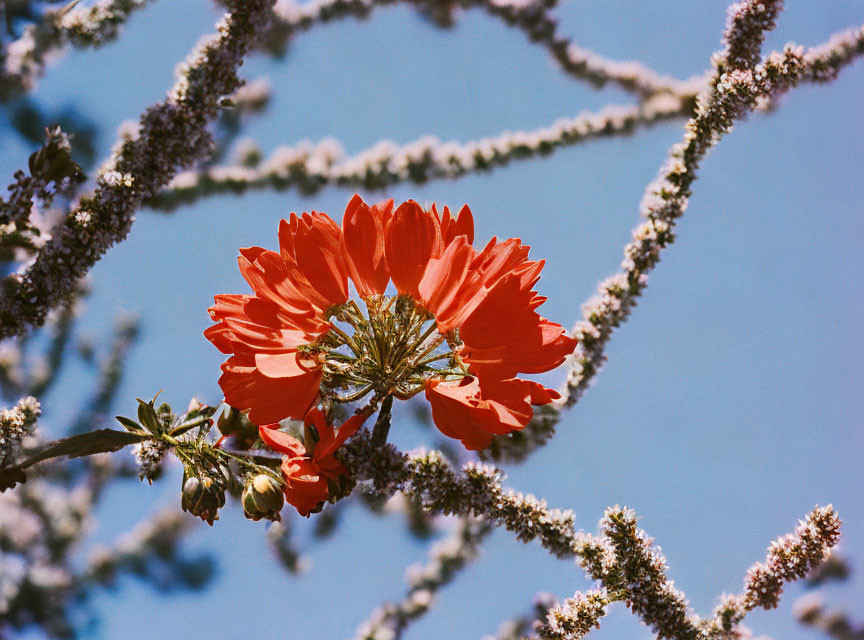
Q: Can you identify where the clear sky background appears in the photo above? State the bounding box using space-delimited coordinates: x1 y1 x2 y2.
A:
3 1 864 638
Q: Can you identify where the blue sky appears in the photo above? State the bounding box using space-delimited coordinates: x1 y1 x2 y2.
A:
4 1 864 638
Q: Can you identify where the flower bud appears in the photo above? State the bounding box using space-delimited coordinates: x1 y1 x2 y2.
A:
242 474 284 522
181 475 202 507
181 472 225 525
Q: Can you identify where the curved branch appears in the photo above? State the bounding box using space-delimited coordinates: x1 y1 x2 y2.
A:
264 0 700 98
343 430 841 639
0 0 276 338
0 0 157 100
561 22 864 407
148 96 696 210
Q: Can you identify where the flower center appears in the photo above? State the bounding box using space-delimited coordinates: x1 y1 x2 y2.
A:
306 295 467 405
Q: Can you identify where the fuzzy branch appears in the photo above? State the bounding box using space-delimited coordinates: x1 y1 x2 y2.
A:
0 0 276 338
0 0 156 100
562 14 864 406
343 431 841 639
705 506 842 637
149 96 695 210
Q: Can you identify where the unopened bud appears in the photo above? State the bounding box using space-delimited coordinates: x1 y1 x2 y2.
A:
242 473 284 522
181 476 203 509
181 472 225 525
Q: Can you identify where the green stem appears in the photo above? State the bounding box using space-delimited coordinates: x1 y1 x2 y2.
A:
334 382 376 404
414 351 454 368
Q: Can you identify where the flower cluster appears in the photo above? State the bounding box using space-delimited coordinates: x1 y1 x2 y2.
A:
206 193 576 514
206 194 576 452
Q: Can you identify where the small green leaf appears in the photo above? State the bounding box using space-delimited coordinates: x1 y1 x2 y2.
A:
116 415 141 432
137 399 160 434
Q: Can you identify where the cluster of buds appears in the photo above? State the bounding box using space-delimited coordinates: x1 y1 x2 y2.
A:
181 463 230 526
118 396 290 525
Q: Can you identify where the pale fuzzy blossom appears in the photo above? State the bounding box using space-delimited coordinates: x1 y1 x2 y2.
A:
0 0 276 338
99 171 134 188
131 439 168 483
536 588 611 640
75 211 93 228
0 396 41 467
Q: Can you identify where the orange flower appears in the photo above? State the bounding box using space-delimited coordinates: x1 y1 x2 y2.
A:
259 409 366 516
425 376 559 450
206 194 576 453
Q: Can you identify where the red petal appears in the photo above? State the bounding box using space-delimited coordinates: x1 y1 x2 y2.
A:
292 212 350 308
459 274 539 350
425 378 495 450
342 194 390 296
471 237 532 289
453 205 474 244
385 200 441 297
462 318 577 379
219 355 321 424
259 424 306 456
254 352 317 378
418 236 476 330
281 457 329 516
424 376 556 451
320 412 368 458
